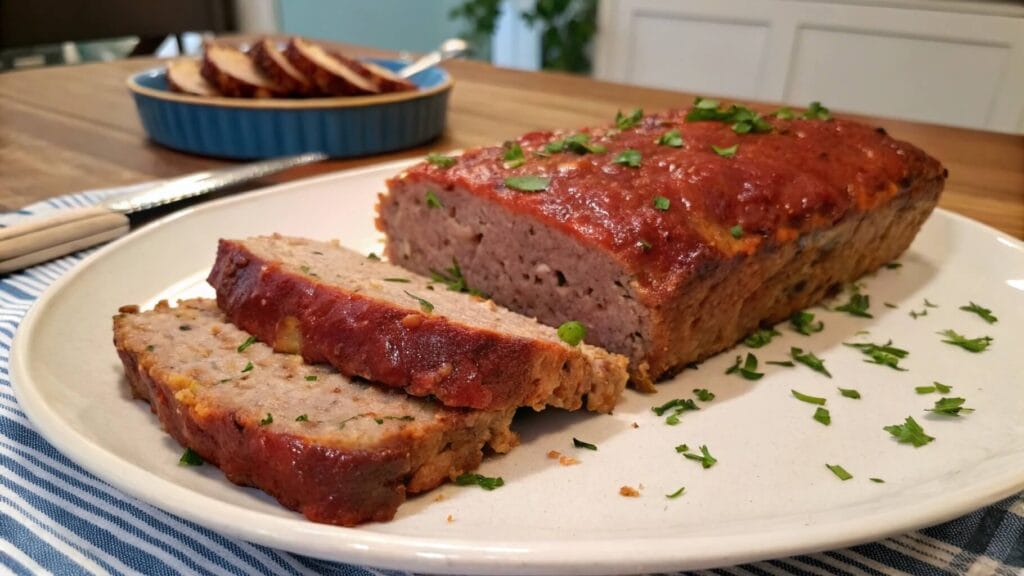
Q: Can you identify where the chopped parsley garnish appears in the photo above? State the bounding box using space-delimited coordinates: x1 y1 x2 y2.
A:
430 258 486 297
729 225 743 239
826 463 852 481
656 129 683 147
146 344 156 352
775 107 795 120
870 478 885 483
925 299 938 308
615 108 643 130
910 308 928 319
383 277 411 283
179 448 204 466
834 292 873 318
959 302 997 324
502 141 526 168
884 416 934 447
367 252 381 261
237 335 257 353
613 149 642 168
884 262 902 269
504 175 550 192
938 329 992 353
241 361 254 373
295 414 309 422
693 388 715 402
687 98 772 133
790 311 824 335
425 152 456 168
813 406 831 426
652 398 699 417
652 195 670 211
927 397 973 417
179 324 192 331
766 360 795 367
884 302 898 309
573 437 598 451
455 473 504 490
838 387 861 399
404 290 434 313
560 133 607 154
712 144 738 158
665 486 686 499
299 265 315 276
791 389 827 405
425 190 442 209
844 340 908 371
557 321 587 346
678 444 717 469
744 328 780 348
305 375 318 381
374 415 415 425
259 413 273 426
802 101 832 120
726 353 764 380
790 347 831 377
915 382 952 395
637 239 653 252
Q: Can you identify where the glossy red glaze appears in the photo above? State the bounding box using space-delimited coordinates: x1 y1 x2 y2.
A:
393 108 945 294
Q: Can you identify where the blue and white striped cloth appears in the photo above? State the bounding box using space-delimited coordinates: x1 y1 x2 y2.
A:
1 187 1021 576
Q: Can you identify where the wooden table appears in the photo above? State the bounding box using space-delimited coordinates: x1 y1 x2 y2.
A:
0 45 1021 239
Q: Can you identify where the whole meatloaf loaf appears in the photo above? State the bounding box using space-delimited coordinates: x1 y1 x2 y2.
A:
207 235 628 412
377 102 946 387
113 299 517 526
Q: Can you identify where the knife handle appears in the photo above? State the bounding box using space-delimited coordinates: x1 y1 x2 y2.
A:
0 206 130 274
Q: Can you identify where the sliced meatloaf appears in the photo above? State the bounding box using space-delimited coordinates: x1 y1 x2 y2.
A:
377 104 947 388
114 299 517 526
207 236 628 412
248 38 316 97
201 43 285 98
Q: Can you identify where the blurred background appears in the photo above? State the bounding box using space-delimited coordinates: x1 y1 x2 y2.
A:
1 0 1022 133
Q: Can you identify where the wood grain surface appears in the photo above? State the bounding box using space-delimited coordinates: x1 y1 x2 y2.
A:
0 41 1020 238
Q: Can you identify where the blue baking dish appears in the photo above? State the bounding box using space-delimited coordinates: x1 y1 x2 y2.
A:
127 59 452 159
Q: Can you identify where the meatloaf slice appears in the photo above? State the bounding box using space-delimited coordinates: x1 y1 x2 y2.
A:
201 43 286 98
284 37 379 96
248 38 316 97
114 299 516 526
207 236 628 412
377 105 947 388
166 58 219 96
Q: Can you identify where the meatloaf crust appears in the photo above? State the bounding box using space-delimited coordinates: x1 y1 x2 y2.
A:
207 236 628 412
378 104 946 387
114 299 516 526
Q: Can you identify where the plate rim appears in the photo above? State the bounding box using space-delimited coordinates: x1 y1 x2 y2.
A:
9 164 1024 574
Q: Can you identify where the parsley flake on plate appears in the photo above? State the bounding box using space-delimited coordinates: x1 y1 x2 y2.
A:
791 389 827 405
834 292 873 318
790 311 824 335
884 416 934 447
726 353 764 380
693 388 715 402
455 473 505 491
179 448 204 466
927 397 973 417
938 329 993 353
844 340 909 371
665 486 686 499
915 382 952 394
557 321 587 346
959 301 997 324
838 387 861 399
573 437 598 451
813 406 832 426
826 463 852 481
678 444 717 469
744 327 780 348
790 347 831 377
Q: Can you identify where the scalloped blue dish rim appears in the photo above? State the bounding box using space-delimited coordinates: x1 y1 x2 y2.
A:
127 59 452 159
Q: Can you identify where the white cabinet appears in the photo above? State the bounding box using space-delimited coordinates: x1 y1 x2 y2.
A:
594 0 1024 133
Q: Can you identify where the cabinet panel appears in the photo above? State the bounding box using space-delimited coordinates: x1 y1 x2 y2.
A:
787 27 1010 128
628 14 769 98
